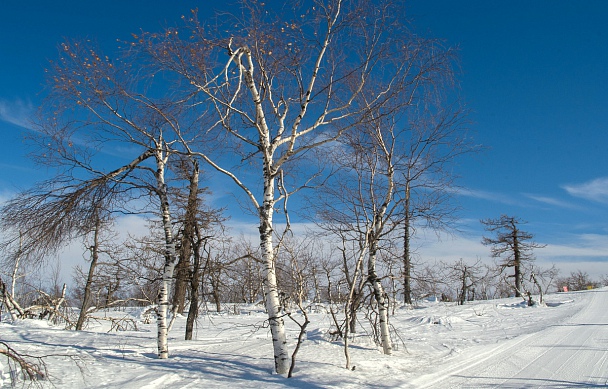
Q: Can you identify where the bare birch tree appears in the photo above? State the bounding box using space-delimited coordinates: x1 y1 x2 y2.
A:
313 114 404 356
0 37 213 358
307 44 467 360
130 0 441 374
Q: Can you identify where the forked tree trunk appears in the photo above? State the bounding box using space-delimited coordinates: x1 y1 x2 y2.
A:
239 44 290 373
48 283 67 323
530 272 544 305
368 241 392 355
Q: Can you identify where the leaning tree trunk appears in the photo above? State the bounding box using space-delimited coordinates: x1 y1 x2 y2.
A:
0 279 21 321
259 174 289 375
154 147 179 359
76 215 101 330
368 240 392 355
10 231 23 299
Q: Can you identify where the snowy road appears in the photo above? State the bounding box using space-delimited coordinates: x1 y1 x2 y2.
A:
413 289 608 388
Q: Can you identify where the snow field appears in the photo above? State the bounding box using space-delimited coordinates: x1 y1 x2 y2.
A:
0 289 602 388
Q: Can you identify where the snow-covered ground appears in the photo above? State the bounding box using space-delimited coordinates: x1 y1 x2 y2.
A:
2 288 607 388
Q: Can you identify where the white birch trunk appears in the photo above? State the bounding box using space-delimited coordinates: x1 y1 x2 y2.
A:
259 174 290 375
48 283 66 323
154 147 178 359
344 247 366 370
1 281 20 321
368 241 392 355
6 300 19 322
235 44 291 374
11 231 23 298
366 131 394 355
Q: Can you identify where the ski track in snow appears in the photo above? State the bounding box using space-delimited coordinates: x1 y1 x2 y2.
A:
1 289 606 388
410 288 608 388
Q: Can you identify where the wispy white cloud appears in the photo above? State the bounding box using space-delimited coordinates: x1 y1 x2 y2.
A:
562 177 608 203
524 194 580 210
0 98 35 129
414 232 486 262
545 233 608 253
454 187 517 205
541 244 608 260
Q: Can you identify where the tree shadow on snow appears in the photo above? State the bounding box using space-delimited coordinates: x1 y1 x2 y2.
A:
144 351 327 388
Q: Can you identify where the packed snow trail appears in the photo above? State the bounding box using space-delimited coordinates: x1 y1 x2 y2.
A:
412 288 608 388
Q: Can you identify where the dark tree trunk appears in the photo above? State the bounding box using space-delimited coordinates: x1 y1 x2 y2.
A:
172 255 190 314
513 228 521 297
185 229 202 341
348 292 360 333
76 215 101 331
403 181 413 304
173 162 200 314
459 267 467 305
210 273 222 313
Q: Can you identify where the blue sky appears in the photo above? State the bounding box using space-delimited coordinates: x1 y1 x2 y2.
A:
405 1 608 276
1 1 608 277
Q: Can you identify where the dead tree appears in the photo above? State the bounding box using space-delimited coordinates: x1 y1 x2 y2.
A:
0 341 47 385
447 258 483 305
481 216 546 297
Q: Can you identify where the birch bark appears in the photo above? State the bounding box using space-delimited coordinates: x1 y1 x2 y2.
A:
10 232 23 299
367 239 392 355
367 128 396 355
154 144 178 359
259 177 289 374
